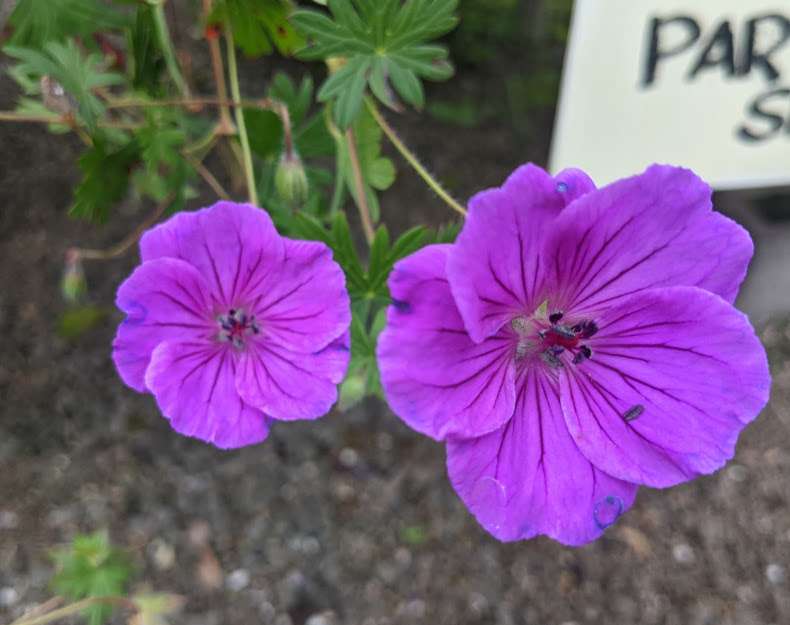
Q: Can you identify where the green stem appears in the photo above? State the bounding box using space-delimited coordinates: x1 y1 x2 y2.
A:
365 97 466 217
328 147 346 217
223 24 258 206
9 596 136 625
151 1 191 98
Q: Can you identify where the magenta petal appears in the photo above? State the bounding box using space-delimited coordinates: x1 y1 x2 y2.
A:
554 167 596 205
145 341 270 448
249 238 351 353
543 165 753 314
377 245 516 440
560 287 770 488
139 201 285 308
112 258 214 392
447 164 567 342
235 335 349 421
447 369 638 545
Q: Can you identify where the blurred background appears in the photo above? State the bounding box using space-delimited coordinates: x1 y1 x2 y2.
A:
1 1 789 624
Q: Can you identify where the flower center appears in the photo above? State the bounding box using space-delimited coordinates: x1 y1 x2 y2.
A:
512 310 597 369
217 308 259 349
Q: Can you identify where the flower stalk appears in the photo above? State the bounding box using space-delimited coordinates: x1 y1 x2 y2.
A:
345 128 376 244
150 0 191 99
365 97 466 217
223 23 258 206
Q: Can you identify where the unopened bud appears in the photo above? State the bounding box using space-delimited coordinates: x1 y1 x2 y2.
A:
61 249 86 304
274 151 309 206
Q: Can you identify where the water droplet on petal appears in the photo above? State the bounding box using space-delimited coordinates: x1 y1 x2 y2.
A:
471 476 508 532
556 181 569 193
124 301 148 325
593 495 624 530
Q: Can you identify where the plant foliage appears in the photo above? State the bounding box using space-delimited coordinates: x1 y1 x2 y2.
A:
292 0 458 128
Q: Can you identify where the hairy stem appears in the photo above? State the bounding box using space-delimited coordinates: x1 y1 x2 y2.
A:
223 24 258 205
185 152 231 199
72 192 175 261
202 0 234 134
365 97 466 217
152 0 191 98
8 596 137 625
0 111 140 129
345 128 375 244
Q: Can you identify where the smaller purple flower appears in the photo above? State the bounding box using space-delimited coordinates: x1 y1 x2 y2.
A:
377 163 771 545
112 201 351 448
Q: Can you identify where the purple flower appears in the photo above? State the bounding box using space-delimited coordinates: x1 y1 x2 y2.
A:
377 164 770 545
112 201 351 448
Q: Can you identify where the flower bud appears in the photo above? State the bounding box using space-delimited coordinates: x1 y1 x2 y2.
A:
274 150 309 206
61 249 86 304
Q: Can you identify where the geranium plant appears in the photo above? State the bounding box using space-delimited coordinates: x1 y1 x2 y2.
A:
0 2 771 622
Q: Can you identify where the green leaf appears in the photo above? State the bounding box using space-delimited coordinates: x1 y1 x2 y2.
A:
131 110 194 210
339 306 386 409
5 39 124 128
245 109 284 158
5 0 129 48
51 531 133 625
128 4 166 94
71 137 139 222
210 0 305 57
293 0 457 123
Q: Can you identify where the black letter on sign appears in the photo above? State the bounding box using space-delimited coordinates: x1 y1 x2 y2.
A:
742 14 790 82
737 88 790 142
642 16 701 86
689 20 736 80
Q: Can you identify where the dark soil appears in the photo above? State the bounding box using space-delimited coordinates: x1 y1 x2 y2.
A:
1 24 789 625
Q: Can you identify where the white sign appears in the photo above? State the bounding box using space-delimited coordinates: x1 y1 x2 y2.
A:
550 1 790 190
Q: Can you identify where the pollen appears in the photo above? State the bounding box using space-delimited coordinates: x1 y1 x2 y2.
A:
217 308 260 349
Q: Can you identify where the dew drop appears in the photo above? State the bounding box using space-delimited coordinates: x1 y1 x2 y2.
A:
593 495 624 530
123 301 148 325
556 181 569 193
471 476 507 532
392 298 411 313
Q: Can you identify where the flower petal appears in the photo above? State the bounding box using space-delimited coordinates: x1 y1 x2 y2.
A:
447 369 638 546
447 164 569 342
249 238 351 353
560 286 770 488
555 167 596 204
542 165 752 315
377 245 516 440
235 334 350 421
145 341 270 448
139 201 285 308
112 258 214 392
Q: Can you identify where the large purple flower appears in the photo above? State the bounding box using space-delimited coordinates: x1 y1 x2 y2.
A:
377 164 770 545
112 201 351 448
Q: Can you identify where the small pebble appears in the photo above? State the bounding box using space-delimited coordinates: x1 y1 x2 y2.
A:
0 511 18 530
0 587 18 607
398 599 426 619
376 432 393 451
672 543 695 564
468 591 489 615
150 539 176 571
305 611 338 625
338 447 360 469
766 563 786 585
726 464 748 483
226 568 251 592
